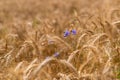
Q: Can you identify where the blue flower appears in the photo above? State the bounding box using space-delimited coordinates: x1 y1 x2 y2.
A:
71 29 77 35
53 52 59 57
64 30 70 37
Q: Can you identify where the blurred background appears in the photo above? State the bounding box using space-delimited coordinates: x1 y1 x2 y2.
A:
0 0 120 80
0 0 120 26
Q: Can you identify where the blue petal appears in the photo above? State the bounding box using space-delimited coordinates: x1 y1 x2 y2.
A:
54 52 59 57
64 30 70 37
71 29 76 35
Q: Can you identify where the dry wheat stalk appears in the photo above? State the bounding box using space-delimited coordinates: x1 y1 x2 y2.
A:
82 45 102 63
15 45 26 59
67 50 80 62
89 33 108 45
24 58 38 75
76 33 87 49
15 61 26 72
46 34 73 51
29 57 57 79
60 60 79 77
102 59 111 74
78 56 93 74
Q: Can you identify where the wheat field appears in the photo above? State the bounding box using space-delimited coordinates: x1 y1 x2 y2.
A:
0 0 120 80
